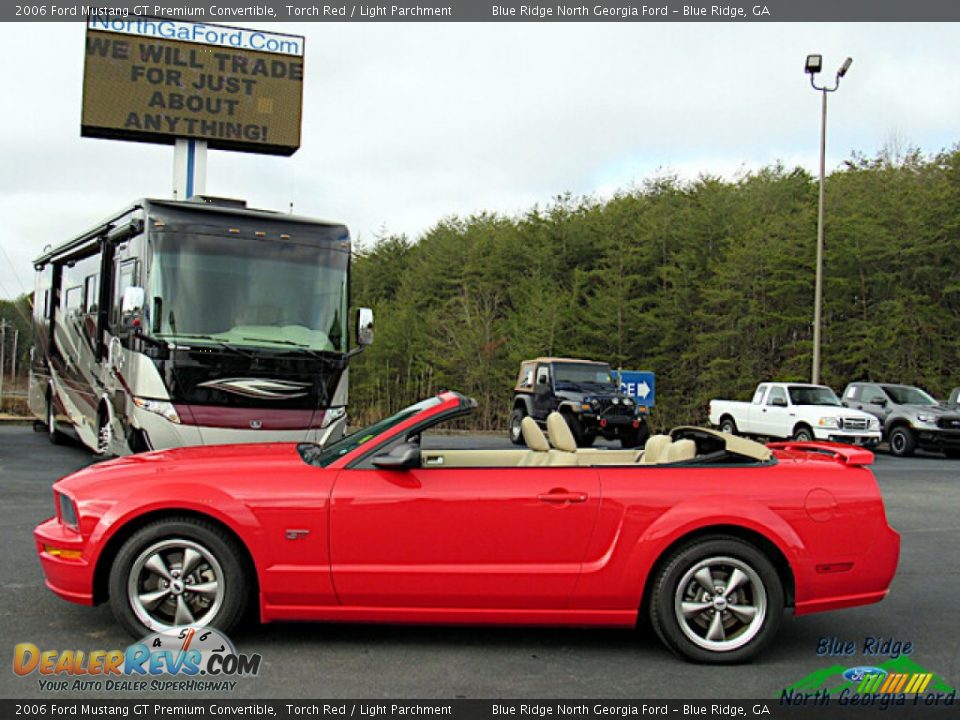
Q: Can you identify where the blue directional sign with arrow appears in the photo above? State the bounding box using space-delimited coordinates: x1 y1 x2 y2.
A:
617 370 655 407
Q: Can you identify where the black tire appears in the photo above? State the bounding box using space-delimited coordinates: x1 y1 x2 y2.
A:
620 424 650 449
108 517 250 638
792 425 815 442
649 536 784 664
46 396 65 445
719 416 738 436
509 407 526 446
944 449 960 460
888 426 916 457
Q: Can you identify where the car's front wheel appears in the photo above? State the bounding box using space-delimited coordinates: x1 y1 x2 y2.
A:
108 518 250 638
649 536 783 663
888 427 916 457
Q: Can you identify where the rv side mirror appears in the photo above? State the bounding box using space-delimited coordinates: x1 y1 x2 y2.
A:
356 307 374 346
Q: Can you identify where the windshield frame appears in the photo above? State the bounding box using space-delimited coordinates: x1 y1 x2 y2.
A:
300 397 445 467
146 228 349 354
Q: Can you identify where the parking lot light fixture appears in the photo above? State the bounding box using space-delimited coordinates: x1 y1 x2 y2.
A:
806 54 852 385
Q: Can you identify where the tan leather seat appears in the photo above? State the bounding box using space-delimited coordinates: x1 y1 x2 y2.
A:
518 416 551 466
639 434 672 464
546 412 578 452
665 438 697 463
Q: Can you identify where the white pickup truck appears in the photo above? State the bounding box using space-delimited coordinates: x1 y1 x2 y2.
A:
709 382 882 446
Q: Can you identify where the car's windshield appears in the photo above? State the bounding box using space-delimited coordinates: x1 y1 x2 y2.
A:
787 385 842 406
881 385 937 406
553 363 617 389
300 397 444 467
148 229 349 353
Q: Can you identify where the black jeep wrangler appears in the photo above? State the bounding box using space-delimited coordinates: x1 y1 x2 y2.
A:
510 357 650 448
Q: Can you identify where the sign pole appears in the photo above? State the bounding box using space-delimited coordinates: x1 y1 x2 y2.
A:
173 138 207 200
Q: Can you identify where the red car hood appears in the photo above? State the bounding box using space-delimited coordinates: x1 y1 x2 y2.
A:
56 442 305 495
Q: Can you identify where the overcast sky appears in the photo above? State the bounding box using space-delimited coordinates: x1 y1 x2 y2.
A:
1 21 958 299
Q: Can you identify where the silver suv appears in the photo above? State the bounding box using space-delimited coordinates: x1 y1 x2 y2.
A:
841 382 960 458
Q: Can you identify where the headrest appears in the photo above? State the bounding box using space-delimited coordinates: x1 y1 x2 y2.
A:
546 412 578 453
666 438 697 463
641 434 672 463
521 416 550 452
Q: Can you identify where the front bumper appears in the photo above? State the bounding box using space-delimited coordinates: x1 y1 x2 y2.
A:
33 517 94 606
815 427 882 446
131 406 347 452
913 428 960 450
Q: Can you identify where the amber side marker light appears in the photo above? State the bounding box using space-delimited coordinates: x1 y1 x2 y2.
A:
816 562 854 574
44 546 83 560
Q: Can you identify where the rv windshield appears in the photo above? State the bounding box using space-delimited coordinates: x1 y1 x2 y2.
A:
148 231 348 353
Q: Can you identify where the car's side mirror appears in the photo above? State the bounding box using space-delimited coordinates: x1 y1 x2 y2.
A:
537 374 549 386
870 397 887 407
771 397 788 407
356 307 374 347
372 442 420 470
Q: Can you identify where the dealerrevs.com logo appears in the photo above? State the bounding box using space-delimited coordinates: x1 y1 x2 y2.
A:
12 626 261 692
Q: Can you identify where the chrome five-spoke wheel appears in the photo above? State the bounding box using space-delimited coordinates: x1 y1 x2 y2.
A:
128 539 225 632
650 536 783 663
674 556 766 652
109 518 250 638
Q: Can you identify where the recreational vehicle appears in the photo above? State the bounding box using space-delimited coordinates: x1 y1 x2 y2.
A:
29 197 372 455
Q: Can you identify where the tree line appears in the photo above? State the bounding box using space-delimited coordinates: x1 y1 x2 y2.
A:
348 146 960 431
4 146 959 431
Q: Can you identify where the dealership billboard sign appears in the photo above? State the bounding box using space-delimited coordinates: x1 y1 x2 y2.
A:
82 18 305 156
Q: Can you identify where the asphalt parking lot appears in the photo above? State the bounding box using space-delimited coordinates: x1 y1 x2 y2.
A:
1 424 958 700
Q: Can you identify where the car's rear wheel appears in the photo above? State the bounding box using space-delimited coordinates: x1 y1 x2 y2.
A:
509 407 526 445
649 536 783 664
792 425 815 442
888 427 916 457
108 518 250 638
719 416 738 436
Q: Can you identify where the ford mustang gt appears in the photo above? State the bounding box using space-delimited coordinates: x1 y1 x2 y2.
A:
34 391 900 663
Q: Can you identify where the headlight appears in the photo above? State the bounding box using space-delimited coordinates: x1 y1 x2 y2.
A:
817 417 839 428
869 418 880 430
321 406 346 429
132 397 181 424
56 491 79 531
622 397 634 406
916 414 936 424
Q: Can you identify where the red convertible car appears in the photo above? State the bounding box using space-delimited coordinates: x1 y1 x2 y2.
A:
35 391 899 663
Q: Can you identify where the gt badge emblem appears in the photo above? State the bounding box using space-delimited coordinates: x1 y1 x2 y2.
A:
285 529 310 540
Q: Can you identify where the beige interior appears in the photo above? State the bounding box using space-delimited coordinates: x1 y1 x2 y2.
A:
638 434 672 464
546 412 578 452
665 438 697 463
416 417 766 470
521 416 550 452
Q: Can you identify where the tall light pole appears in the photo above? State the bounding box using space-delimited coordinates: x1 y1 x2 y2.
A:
805 54 852 385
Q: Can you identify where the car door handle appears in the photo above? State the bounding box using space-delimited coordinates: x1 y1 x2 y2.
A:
537 491 588 504
424 456 444 465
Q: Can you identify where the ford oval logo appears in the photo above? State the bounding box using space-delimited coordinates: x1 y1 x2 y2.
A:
843 666 887 682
